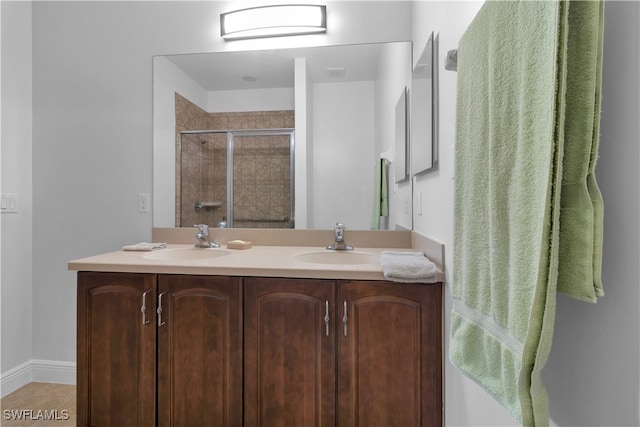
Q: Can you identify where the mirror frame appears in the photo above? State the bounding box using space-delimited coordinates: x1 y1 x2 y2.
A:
394 87 409 183
411 32 439 176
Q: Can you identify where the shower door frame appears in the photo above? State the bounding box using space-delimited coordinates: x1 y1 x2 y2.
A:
180 128 295 229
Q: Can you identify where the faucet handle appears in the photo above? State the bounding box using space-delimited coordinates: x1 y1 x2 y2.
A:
327 222 353 251
194 224 209 234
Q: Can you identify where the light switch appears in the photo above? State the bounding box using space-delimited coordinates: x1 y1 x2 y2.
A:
1 194 18 214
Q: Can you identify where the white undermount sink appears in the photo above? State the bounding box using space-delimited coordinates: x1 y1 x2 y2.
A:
143 247 230 261
294 251 380 266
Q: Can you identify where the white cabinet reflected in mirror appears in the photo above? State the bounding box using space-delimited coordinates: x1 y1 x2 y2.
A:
411 32 439 175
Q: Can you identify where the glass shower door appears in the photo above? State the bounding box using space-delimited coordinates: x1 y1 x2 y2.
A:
179 132 228 228
230 131 294 228
179 129 294 229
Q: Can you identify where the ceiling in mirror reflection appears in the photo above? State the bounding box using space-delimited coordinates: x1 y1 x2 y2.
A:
164 44 385 91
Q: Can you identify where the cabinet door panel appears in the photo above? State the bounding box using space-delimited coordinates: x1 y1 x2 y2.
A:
157 275 242 427
338 281 442 427
244 277 336 427
77 272 156 427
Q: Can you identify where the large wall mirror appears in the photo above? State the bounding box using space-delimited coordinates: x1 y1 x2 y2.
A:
153 42 416 230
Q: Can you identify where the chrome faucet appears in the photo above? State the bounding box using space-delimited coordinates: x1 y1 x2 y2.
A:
194 224 220 248
326 222 354 251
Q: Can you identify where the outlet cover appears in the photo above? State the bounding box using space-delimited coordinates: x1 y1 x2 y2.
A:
138 193 150 213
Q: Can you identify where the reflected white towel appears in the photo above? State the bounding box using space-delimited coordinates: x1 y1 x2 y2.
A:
122 242 167 251
380 251 438 283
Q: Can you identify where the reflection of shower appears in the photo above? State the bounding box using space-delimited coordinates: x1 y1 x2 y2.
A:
179 129 294 229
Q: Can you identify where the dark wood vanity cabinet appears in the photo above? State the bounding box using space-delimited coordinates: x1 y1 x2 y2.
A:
156 275 243 427
337 280 442 427
244 278 337 427
77 272 156 427
77 272 242 427
77 273 442 427
244 278 442 427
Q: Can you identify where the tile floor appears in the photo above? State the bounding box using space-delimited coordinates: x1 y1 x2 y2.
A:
0 383 75 426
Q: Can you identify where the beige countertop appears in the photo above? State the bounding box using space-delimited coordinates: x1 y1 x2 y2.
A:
68 229 445 282
68 244 443 282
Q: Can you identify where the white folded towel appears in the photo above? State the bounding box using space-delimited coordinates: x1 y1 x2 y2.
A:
380 251 438 283
122 242 167 251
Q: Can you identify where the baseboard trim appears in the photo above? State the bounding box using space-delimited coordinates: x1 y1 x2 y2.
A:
1 359 76 397
0 360 32 398
32 359 76 385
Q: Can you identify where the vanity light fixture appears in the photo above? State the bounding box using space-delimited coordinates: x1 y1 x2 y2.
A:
220 4 327 40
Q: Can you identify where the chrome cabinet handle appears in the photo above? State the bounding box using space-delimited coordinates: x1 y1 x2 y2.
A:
324 301 330 337
342 301 348 337
157 292 167 326
141 290 151 325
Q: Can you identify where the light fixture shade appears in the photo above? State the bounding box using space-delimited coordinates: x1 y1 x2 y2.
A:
221 4 327 40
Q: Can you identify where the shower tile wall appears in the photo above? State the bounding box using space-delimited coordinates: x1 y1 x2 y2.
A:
175 93 294 228
233 135 293 229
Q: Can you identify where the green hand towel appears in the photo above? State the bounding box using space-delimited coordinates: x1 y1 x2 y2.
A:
381 159 389 217
372 158 390 230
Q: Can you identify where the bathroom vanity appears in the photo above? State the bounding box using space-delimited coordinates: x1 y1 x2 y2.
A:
69 229 444 427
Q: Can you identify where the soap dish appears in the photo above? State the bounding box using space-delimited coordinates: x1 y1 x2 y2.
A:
227 240 252 250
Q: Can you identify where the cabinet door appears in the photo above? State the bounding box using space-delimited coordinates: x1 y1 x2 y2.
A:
157 275 243 427
77 272 157 427
337 280 442 427
244 277 336 427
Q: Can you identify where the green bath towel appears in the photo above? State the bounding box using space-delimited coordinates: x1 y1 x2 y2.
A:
557 0 605 302
451 0 603 425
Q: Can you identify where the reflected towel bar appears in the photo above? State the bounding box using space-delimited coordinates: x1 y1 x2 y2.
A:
234 216 290 223
194 201 223 211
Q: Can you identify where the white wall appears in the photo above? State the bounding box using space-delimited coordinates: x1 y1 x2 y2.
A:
153 56 209 228
376 41 413 230
411 1 640 426
294 57 311 228
207 87 294 112
1 0 33 395
544 2 640 426
20 0 411 387
312 80 375 229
